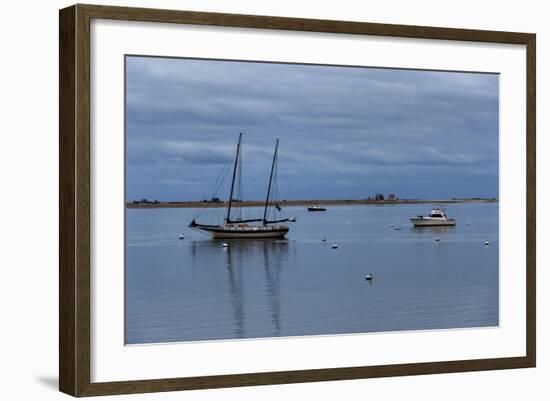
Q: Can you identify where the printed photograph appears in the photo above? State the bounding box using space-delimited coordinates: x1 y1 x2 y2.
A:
124 55 499 344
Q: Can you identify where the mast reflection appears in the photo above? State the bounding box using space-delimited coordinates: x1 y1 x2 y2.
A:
225 244 246 338
189 238 289 338
262 241 285 335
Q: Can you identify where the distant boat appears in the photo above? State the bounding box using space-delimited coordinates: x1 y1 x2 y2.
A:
189 133 294 239
410 207 456 227
307 206 327 212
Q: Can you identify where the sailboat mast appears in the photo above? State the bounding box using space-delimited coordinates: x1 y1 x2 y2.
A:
226 133 242 223
263 139 279 224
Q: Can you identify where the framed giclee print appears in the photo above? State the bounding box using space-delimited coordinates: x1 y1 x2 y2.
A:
59 4 536 397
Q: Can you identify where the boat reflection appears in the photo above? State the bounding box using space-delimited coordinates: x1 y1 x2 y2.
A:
190 239 289 338
410 225 455 235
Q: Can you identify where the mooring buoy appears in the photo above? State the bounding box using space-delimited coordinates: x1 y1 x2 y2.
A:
178 234 185 240
435 237 440 242
332 244 338 249
365 274 373 281
484 241 490 246
222 243 229 248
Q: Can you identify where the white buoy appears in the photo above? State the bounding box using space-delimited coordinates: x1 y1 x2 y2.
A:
484 241 490 246
178 234 185 240
365 274 373 281
222 243 229 248
332 244 338 249
322 237 327 242
394 226 400 230
389 224 394 228
435 237 440 242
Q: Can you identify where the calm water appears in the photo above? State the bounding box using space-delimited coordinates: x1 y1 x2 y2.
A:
125 203 499 344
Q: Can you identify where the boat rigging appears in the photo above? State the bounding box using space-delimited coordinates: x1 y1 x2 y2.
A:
189 133 295 238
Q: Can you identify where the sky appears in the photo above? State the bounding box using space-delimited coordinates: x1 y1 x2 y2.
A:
125 56 499 202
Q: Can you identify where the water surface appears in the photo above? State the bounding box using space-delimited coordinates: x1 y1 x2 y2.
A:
125 203 498 344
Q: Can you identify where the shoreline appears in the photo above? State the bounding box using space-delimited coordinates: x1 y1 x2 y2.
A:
126 198 498 209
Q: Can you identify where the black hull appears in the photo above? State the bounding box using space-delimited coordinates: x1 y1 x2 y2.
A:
193 225 289 239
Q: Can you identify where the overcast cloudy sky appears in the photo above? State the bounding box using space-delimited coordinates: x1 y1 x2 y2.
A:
125 56 499 202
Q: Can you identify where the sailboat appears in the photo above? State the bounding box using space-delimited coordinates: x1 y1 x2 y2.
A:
189 133 294 239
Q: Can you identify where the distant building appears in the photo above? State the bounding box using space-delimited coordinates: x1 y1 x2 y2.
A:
375 193 385 201
132 198 159 205
203 197 222 203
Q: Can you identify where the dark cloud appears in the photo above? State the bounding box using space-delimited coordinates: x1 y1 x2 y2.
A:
125 56 498 201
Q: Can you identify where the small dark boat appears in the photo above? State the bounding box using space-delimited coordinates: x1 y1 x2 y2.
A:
307 206 327 212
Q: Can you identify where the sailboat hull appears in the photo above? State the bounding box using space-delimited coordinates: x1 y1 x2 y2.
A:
195 226 289 239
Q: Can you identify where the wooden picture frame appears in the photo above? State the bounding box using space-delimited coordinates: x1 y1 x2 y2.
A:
59 3 536 397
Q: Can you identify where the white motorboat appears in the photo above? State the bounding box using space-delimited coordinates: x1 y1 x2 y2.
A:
410 207 456 227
